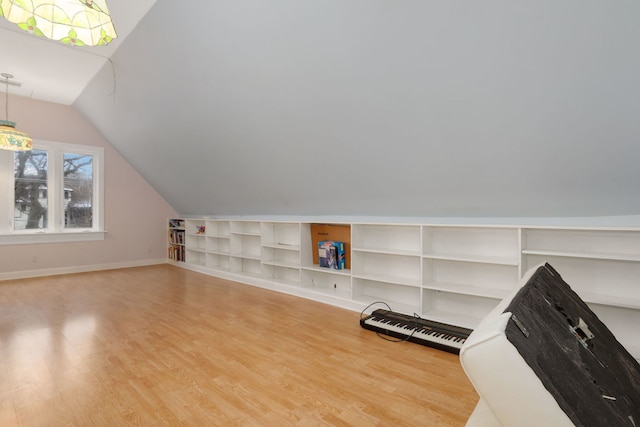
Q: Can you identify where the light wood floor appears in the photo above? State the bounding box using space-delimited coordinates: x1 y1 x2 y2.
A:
0 265 478 426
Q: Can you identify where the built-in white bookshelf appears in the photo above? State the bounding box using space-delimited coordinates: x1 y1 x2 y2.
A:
167 218 640 359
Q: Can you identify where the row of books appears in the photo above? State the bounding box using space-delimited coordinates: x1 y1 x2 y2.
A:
169 229 185 245
169 244 185 262
318 240 346 270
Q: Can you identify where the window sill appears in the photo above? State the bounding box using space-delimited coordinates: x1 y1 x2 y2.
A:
0 231 106 246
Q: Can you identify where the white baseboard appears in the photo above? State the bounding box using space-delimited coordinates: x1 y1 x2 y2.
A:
0 258 167 281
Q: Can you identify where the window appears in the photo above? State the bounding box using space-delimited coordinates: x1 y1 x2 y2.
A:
0 140 104 245
63 152 94 229
14 149 49 230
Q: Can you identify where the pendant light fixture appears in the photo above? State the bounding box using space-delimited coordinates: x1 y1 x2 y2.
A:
0 0 117 46
0 73 32 152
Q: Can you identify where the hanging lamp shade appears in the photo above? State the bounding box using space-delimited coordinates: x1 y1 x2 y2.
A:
0 0 117 46
0 120 32 151
0 73 32 152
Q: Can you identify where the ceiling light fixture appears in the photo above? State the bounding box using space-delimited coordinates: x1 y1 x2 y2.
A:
0 73 32 152
0 0 117 46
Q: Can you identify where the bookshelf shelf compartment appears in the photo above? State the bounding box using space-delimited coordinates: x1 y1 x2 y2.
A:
353 278 421 315
169 219 185 229
206 253 231 271
185 249 205 266
262 264 300 287
423 226 519 262
185 220 206 236
423 259 519 295
352 224 421 254
231 235 261 260
301 269 351 298
168 218 186 262
261 222 300 246
206 236 231 254
205 220 230 238
186 235 205 251
422 290 501 329
522 254 640 309
522 229 640 257
231 221 261 235
351 251 421 287
261 247 300 268
231 257 262 276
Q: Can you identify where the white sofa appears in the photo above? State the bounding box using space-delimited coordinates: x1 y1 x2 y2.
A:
459 287 574 426
460 264 583 427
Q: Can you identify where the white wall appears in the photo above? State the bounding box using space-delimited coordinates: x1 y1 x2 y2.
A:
0 94 177 279
77 0 640 219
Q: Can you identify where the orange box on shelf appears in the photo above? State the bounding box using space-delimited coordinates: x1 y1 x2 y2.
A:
310 223 351 269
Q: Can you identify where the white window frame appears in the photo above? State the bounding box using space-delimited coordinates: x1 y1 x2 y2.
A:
0 139 105 245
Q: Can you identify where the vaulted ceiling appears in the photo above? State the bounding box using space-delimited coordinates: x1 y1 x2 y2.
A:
3 1 640 219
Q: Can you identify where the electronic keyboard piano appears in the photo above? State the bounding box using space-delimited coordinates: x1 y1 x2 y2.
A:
360 309 473 354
